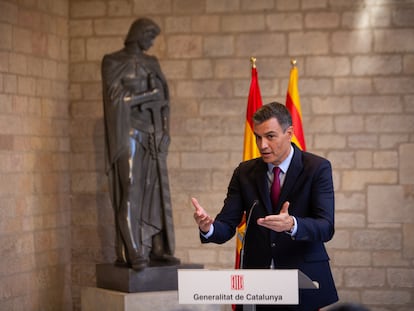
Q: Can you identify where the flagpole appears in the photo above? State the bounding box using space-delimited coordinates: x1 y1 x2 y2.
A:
233 58 263 311
243 54 258 311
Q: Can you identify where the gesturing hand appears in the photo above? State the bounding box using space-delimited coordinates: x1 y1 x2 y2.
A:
192 197 214 233
256 201 294 232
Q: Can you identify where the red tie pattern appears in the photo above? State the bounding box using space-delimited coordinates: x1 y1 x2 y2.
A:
271 166 281 210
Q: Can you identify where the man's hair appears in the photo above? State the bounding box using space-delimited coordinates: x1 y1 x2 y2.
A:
252 101 292 132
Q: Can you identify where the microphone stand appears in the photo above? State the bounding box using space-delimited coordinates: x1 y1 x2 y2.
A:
241 200 258 311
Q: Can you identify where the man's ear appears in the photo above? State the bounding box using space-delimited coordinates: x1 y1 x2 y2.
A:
286 125 294 138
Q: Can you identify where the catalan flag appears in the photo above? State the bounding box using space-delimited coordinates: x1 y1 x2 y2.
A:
285 60 306 151
234 57 263 272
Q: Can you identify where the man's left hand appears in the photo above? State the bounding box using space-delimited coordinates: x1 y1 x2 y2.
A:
257 201 294 232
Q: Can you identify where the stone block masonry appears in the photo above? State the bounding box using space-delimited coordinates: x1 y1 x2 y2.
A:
0 0 413 310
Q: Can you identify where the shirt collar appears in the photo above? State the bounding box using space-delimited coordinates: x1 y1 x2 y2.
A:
268 145 294 174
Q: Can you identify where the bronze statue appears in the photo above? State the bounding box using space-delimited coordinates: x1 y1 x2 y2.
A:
101 18 179 270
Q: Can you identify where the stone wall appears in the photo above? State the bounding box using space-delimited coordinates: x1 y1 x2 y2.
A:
0 0 71 310
69 1 414 310
1 0 413 310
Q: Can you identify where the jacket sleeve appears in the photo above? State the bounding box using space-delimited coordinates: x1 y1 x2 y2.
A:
200 164 247 244
294 159 335 242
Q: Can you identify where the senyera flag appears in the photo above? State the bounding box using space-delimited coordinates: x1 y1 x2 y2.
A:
234 57 263 274
286 59 306 151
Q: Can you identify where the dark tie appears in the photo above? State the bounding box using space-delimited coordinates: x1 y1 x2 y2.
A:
271 166 281 209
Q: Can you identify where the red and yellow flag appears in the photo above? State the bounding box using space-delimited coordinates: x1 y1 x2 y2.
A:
242 58 263 161
285 59 306 151
235 57 263 271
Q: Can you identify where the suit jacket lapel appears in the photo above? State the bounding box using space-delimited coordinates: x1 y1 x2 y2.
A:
277 144 304 213
251 159 273 215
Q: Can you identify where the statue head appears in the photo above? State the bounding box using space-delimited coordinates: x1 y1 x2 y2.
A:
125 18 161 51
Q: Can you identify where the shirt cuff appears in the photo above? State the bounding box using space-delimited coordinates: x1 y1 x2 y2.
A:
286 216 298 236
200 224 214 239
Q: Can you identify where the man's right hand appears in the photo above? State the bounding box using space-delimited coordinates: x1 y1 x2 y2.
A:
192 197 213 233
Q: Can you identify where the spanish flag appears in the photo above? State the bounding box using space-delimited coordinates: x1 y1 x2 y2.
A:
286 59 306 151
234 57 263 272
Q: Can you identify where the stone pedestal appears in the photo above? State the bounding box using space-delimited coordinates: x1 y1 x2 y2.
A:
81 287 223 311
96 263 203 293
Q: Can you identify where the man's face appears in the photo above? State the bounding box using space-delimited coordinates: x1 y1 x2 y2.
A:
253 117 293 166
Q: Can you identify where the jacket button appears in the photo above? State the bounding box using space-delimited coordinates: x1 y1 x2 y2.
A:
271 243 276 247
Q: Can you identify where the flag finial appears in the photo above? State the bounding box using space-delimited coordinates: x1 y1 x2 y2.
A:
250 57 257 68
290 59 297 67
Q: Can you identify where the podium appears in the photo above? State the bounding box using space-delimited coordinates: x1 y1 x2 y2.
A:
178 269 318 309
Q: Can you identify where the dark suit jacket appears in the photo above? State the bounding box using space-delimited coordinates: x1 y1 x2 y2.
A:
201 143 338 311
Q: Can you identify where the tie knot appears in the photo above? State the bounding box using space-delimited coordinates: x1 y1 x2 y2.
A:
273 166 281 176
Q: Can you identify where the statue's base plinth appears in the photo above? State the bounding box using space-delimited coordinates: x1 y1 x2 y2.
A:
81 287 222 311
96 263 203 293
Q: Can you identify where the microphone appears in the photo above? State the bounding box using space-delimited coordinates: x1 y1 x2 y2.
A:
240 200 258 269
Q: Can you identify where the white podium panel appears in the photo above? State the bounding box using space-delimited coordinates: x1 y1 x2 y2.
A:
178 269 301 305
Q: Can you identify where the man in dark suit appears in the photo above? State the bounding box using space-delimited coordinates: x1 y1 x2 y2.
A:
192 102 338 311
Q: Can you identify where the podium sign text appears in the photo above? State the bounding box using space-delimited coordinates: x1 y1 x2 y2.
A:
178 269 299 305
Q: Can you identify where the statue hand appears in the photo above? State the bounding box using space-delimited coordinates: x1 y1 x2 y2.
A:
158 134 170 152
124 88 162 107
